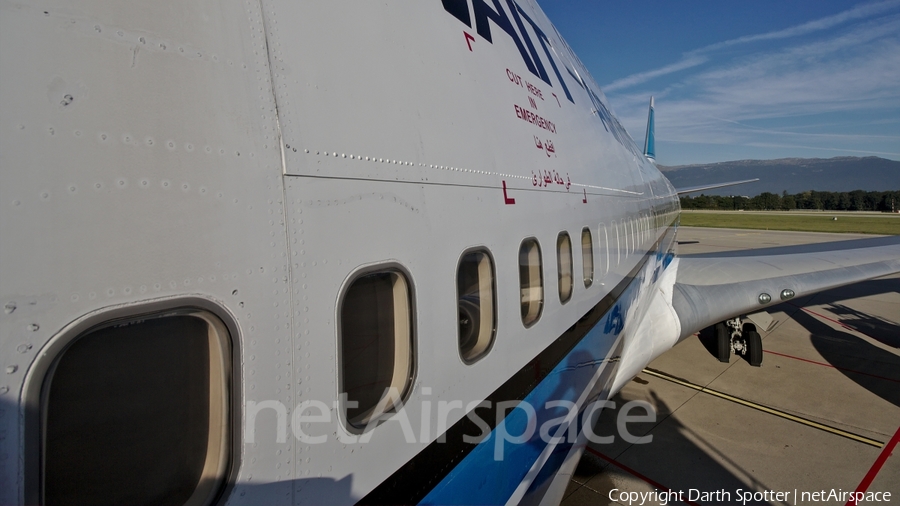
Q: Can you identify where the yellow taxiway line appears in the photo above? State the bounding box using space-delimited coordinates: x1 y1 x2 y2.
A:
642 367 885 448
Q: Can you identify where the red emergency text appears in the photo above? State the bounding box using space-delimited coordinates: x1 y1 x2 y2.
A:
514 105 556 133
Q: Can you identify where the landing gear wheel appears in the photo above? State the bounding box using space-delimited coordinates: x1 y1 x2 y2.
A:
744 323 763 367
715 322 730 363
458 298 481 357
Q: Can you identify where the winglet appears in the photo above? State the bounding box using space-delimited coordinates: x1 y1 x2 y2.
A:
643 96 655 161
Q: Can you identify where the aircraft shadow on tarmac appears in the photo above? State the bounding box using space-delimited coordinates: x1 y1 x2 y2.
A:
794 277 900 349
824 302 899 348
572 391 787 506
782 278 900 408
791 310 900 408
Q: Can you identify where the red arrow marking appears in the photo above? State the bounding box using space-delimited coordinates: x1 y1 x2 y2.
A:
552 92 560 107
502 180 516 205
464 32 475 51
582 189 587 203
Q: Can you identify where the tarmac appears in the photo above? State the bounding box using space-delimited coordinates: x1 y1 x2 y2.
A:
562 227 900 506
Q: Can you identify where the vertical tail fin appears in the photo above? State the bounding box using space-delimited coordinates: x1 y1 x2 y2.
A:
643 96 655 161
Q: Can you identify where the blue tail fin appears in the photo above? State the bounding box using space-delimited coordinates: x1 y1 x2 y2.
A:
643 96 655 160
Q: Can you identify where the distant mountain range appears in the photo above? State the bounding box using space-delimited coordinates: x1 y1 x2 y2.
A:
658 156 900 196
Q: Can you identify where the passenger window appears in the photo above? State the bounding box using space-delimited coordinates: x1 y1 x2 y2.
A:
557 232 573 304
630 219 636 253
340 270 414 428
43 310 232 506
612 221 621 265
519 239 544 326
457 250 497 364
642 216 647 245
599 223 610 275
640 215 646 244
581 227 593 288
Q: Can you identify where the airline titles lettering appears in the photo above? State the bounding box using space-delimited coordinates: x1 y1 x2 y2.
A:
441 0 642 157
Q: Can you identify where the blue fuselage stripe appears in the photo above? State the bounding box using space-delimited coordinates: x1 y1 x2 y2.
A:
419 268 645 505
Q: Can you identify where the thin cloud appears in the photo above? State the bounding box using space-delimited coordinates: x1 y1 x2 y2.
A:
699 14 900 82
707 117 900 141
697 0 900 51
602 0 900 92
603 56 707 92
610 18 900 146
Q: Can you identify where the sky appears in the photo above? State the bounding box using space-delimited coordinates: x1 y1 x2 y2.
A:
539 0 900 166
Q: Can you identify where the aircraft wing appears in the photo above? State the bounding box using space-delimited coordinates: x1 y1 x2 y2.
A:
672 235 900 340
675 179 759 195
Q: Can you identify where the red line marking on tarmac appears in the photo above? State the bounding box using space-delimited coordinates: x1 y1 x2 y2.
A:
763 350 900 384
845 425 900 506
585 447 703 506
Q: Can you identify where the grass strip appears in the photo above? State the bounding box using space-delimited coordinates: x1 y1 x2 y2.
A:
679 212 900 235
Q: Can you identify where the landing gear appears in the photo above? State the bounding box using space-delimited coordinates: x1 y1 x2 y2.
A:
715 322 730 363
745 323 763 367
712 318 763 367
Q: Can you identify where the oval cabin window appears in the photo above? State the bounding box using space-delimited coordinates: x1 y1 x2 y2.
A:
43 310 232 506
519 239 544 326
582 227 594 288
340 269 415 429
457 249 497 364
557 232 573 304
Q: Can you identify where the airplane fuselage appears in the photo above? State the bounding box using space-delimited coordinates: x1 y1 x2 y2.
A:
0 1 680 504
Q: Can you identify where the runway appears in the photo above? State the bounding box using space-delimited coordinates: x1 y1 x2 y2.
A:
562 227 900 506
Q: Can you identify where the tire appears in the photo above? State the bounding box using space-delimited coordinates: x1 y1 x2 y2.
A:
457 298 481 356
715 322 730 363
746 328 763 367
